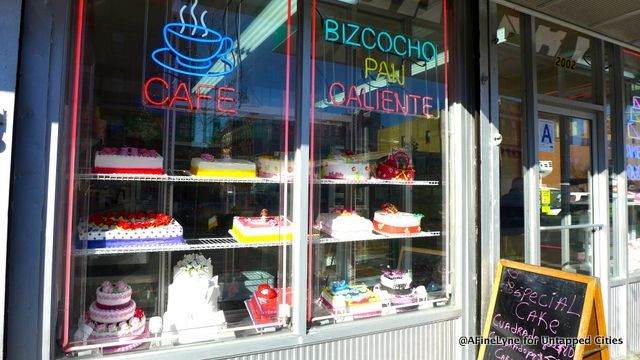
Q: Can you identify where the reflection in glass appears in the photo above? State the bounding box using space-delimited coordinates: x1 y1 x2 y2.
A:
535 19 594 103
623 49 640 275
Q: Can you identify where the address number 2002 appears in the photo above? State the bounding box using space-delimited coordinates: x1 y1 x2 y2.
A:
555 56 577 70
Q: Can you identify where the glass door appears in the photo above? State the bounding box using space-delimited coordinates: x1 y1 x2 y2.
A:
537 109 598 275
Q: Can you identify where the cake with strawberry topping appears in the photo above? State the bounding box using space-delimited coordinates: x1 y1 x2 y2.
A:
372 203 423 235
321 150 370 180
374 150 415 181
315 208 373 240
93 147 163 175
78 211 184 248
82 281 148 353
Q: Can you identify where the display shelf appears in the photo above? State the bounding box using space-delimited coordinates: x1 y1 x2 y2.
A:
75 172 438 186
75 172 285 184
314 231 440 244
310 295 449 324
73 237 290 256
318 178 439 186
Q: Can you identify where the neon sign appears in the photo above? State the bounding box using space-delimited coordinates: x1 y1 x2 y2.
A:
144 2 238 113
324 18 437 62
327 81 433 117
143 77 237 114
151 1 235 77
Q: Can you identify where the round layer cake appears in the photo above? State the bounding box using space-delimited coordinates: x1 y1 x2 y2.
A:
88 309 146 341
96 281 132 306
89 300 137 324
372 203 423 235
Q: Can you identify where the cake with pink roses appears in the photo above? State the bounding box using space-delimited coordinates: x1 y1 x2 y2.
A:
83 281 148 353
92 147 164 175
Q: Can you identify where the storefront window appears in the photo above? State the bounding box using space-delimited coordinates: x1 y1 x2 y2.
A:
623 49 640 276
497 5 525 262
536 19 594 103
59 0 297 354
309 0 449 325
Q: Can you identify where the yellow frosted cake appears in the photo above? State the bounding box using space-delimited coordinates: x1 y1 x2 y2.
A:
190 153 256 178
230 210 293 243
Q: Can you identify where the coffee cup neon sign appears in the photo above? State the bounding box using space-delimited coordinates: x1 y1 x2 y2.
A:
143 2 238 113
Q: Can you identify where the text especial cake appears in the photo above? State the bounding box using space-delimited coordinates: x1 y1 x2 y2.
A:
230 209 293 243
163 253 228 344
321 280 382 318
78 211 184 248
374 150 415 181
245 284 292 322
93 147 163 175
190 151 256 178
321 150 370 180
82 281 148 353
315 208 373 240
372 203 424 235
257 154 294 179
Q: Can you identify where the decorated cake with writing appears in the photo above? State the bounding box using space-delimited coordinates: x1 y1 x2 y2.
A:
78 211 184 248
230 209 293 243
190 152 256 178
80 281 148 353
321 150 370 180
374 150 415 181
257 154 294 179
321 280 382 318
163 253 228 344
93 147 163 175
315 208 373 240
372 203 423 235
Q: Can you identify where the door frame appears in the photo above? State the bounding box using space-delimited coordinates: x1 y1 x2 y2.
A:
481 1 611 330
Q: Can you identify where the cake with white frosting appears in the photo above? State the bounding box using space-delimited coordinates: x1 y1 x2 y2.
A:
372 203 423 235
163 253 228 344
315 208 373 240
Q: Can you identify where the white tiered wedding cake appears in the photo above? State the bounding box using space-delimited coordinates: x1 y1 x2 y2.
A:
162 253 231 344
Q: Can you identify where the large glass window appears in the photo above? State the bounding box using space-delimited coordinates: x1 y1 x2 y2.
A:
59 0 297 355
309 1 449 325
623 49 640 276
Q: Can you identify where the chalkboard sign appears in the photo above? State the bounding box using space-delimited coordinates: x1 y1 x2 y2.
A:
479 260 609 360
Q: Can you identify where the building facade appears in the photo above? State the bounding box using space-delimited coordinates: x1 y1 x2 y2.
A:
1 0 639 359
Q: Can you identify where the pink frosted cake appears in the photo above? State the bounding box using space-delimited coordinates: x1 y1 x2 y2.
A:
321 150 370 180
92 147 163 175
84 281 148 353
230 209 293 243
